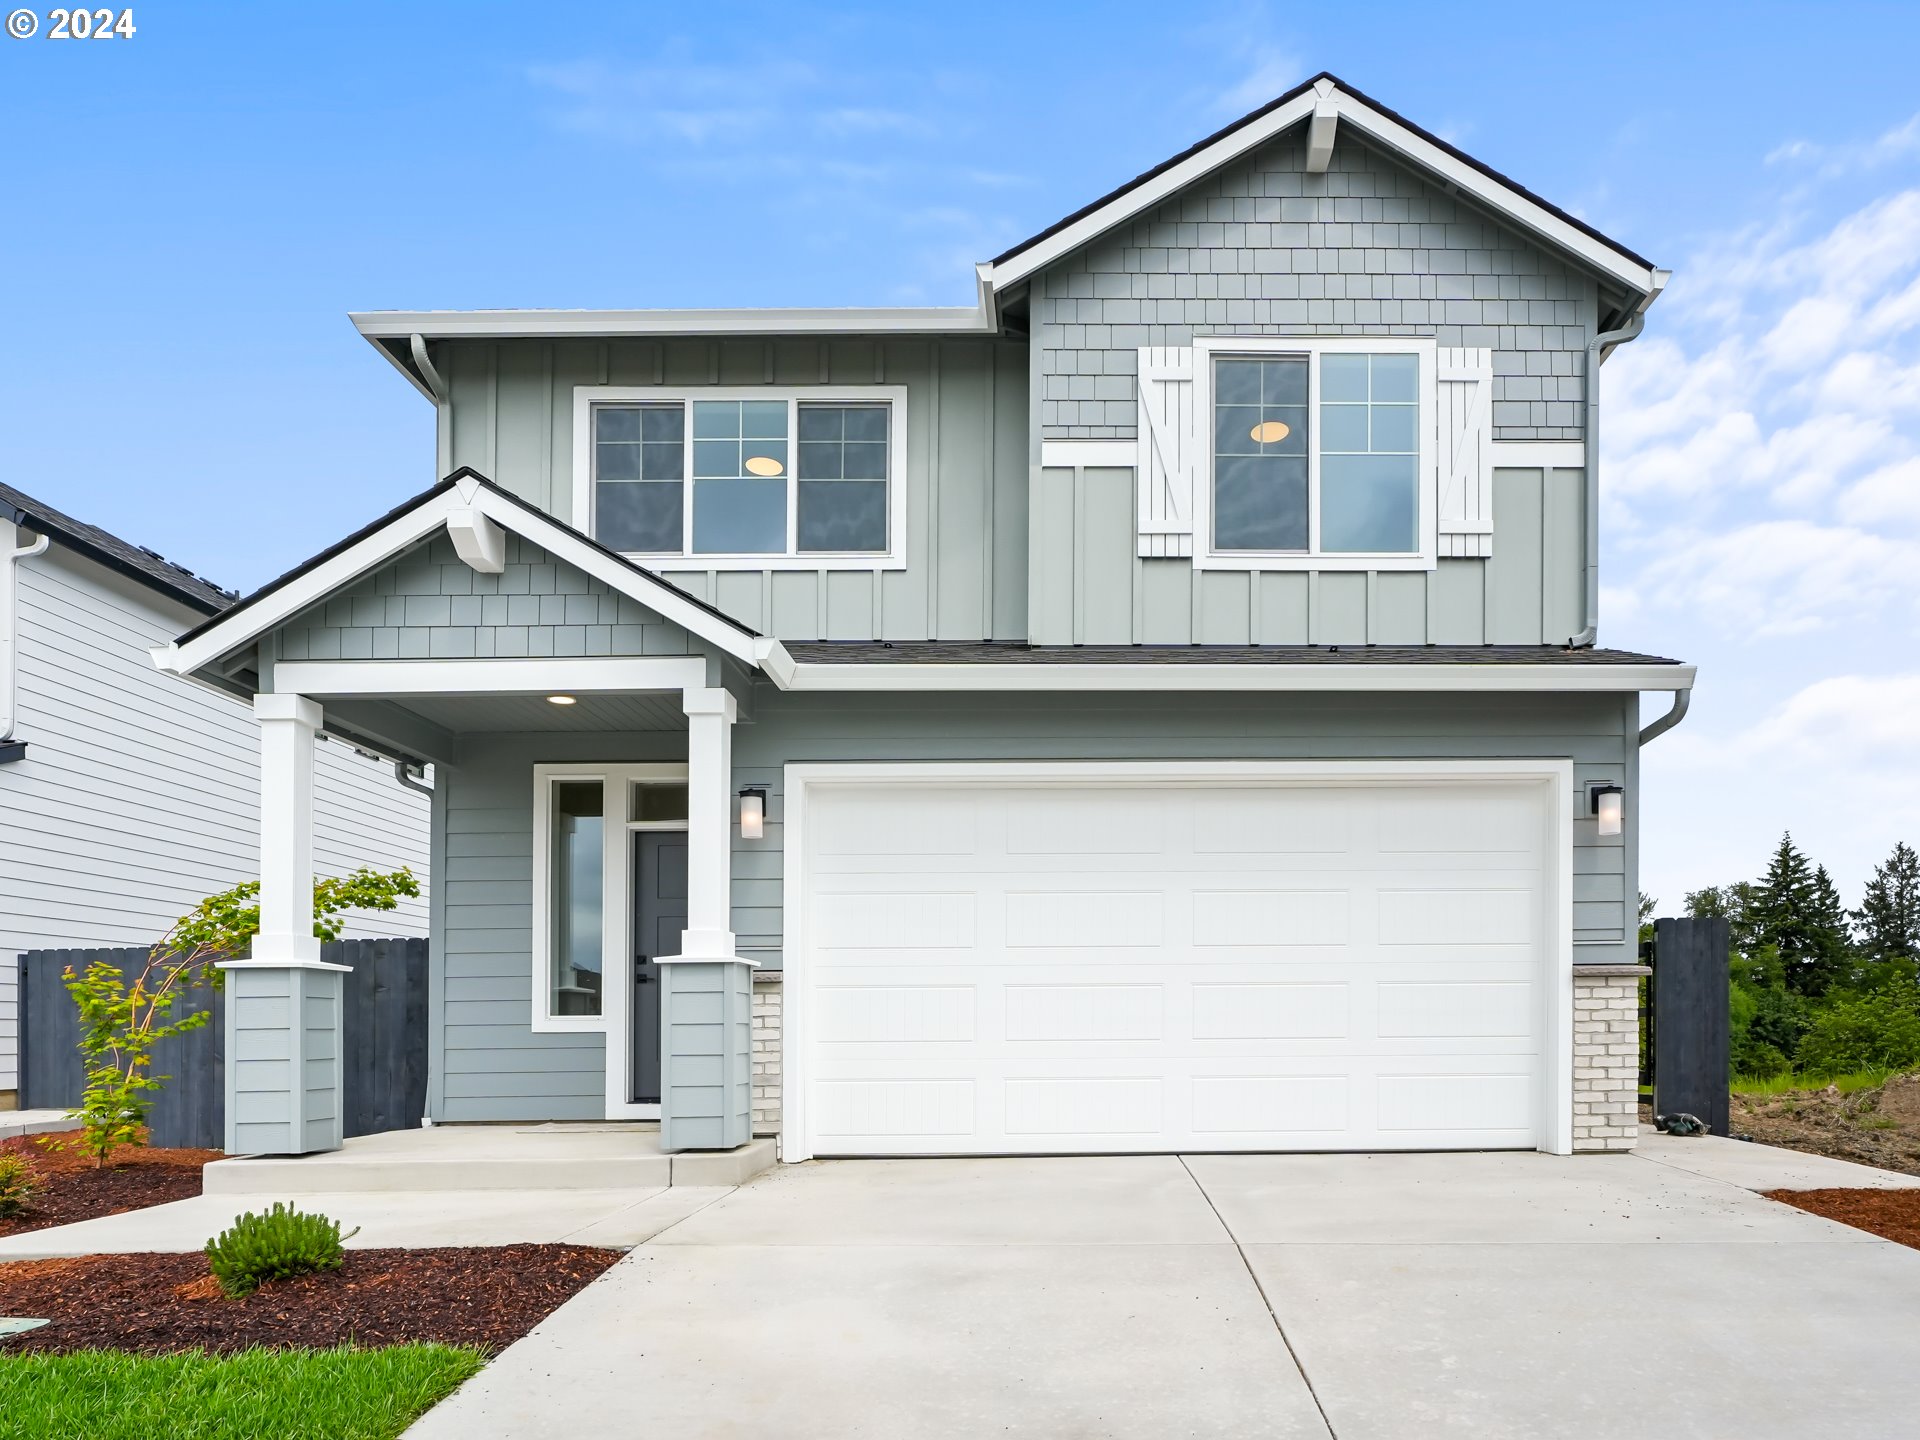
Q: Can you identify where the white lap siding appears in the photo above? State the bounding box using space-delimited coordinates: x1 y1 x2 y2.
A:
0 546 428 1095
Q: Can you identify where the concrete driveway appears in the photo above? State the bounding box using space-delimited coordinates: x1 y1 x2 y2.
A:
408 1140 1920 1440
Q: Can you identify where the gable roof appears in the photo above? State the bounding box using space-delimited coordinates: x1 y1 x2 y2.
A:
984 72 1664 303
0 479 236 615
156 468 791 683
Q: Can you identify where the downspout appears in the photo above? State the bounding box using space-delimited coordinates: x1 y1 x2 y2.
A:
393 759 433 797
411 333 452 479
1574 268 1666 648
1637 687 1689 747
1 523 51 746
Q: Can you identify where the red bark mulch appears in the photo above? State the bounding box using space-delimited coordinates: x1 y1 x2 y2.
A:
1765 1187 1920 1250
0 1244 619 1356
0 1134 219 1238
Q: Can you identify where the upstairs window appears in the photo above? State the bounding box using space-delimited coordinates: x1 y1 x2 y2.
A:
1192 338 1434 571
579 387 906 567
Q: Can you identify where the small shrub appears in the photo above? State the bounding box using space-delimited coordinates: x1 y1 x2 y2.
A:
204 1203 359 1298
0 1152 43 1218
1795 990 1920 1076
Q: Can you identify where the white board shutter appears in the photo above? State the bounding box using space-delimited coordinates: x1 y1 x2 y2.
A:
1436 347 1494 558
1136 346 1197 558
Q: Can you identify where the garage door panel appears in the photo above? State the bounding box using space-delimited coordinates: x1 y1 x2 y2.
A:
801 778 1550 1156
811 788 979 857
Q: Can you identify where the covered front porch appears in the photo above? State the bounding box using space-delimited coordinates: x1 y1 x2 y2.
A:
151 471 790 1161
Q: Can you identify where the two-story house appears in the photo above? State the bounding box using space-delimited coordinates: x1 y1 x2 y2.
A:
154 74 1690 1163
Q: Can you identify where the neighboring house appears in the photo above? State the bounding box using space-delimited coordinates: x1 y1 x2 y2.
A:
153 73 1691 1162
0 481 430 1106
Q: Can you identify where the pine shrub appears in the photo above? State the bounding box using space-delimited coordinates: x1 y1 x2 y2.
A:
0 1152 43 1218
204 1202 359 1298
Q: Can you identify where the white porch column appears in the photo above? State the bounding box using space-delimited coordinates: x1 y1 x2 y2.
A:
252 693 324 964
660 686 753 1153
677 687 738 960
220 693 347 1156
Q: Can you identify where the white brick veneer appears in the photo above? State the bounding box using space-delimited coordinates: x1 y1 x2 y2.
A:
752 974 782 1136
1572 968 1646 1152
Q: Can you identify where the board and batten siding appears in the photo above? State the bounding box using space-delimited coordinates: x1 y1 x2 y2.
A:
0 546 429 1094
1029 127 1597 442
1028 464 1585 645
433 336 1030 644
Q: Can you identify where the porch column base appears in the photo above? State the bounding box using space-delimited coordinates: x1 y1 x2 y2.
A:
656 954 756 1154
219 958 350 1157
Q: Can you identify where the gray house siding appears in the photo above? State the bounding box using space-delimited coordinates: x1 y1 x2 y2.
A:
433 336 1031 645
270 532 710 665
1027 464 1586 645
1029 129 1597 442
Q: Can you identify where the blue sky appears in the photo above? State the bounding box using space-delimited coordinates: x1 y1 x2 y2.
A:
3 1 1918 908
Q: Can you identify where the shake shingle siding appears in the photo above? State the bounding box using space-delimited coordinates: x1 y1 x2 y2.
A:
1031 128 1595 441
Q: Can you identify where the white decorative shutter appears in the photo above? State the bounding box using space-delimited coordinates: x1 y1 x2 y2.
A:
1436 347 1494 558
1136 346 1197 558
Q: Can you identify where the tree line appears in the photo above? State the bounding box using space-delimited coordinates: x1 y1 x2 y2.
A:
1670 837 1920 1078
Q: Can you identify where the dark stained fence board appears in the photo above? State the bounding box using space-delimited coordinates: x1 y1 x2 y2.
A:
18 939 427 1152
1652 916 1731 1137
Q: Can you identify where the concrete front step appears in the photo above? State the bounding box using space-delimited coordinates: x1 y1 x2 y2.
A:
0 1109 80 1142
202 1124 776 1195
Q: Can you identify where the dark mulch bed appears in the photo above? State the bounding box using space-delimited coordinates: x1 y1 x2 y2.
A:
0 1243 619 1356
1766 1187 1920 1250
0 1135 220 1238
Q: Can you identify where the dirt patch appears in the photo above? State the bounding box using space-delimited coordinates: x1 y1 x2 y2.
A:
0 1244 619 1356
1765 1188 1920 1249
0 1135 218 1238
1729 1074 1920 1178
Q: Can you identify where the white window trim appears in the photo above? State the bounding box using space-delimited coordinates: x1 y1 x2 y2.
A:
571 385 909 571
778 758 1575 1163
1191 336 1438 572
531 761 691 1121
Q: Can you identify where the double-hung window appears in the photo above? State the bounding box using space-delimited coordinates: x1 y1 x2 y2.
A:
576 387 907 567
1195 338 1434 570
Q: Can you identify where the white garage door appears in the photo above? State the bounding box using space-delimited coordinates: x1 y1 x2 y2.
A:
792 771 1557 1157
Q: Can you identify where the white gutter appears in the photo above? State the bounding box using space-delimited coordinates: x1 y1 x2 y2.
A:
0 523 50 744
777 662 1695 695
353 305 996 341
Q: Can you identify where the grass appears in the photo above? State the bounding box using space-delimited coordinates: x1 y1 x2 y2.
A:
1730 1067 1898 1098
0 1344 484 1440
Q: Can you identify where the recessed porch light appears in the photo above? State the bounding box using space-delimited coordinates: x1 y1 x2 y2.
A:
743 455 785 477
547 695 577 706
1249 420 1291 443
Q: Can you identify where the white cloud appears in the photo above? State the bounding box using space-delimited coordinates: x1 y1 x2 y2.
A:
1766 113 1920 176
1839 456 1920 526
1731 673 1920 762
1214 44 1304 116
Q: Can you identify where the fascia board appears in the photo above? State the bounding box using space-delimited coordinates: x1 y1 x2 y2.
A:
782 663 1696 694
350 307 995 341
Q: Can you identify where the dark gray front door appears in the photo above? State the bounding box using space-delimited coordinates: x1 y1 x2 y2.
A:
632 832 688 1105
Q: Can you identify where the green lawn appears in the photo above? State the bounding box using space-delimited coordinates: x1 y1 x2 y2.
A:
1730 1067 1898 1097
0 1344 484 1440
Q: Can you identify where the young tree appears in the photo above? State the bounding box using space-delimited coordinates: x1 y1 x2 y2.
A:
1855 841 1920 965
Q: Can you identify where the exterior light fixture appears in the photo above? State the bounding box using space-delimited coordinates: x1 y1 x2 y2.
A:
1249 420 1291 444
547 695 577 706
738 786 767 840
743 455 785 477
1590 783 1624 838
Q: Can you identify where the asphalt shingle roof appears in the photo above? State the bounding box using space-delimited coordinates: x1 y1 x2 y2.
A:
0 480 235 614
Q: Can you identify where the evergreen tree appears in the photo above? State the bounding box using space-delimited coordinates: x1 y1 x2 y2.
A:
1855 841 1920 964
1749 834 1852 997
1685 881 1759 955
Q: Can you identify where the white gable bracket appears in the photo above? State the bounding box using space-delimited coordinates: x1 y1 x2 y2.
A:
446 508 506 573
1305 96 1339 174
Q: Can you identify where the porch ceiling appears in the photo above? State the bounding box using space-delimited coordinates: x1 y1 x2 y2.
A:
377 691 688 733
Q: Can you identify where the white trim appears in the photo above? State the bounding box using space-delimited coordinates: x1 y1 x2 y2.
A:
154 475 773 680
1190 336 1438 572
779 758 1578 1163
271 657 710 697
532 761 690 1122
1040 439 1140 469
982 83 1660 297
780 662 1694 694
1490 440 1587 470
354 307 993 341
570 386 909 570
1305 93 1339 173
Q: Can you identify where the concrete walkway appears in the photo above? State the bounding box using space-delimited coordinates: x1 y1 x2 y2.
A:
0 1109 78 1141
408 1140 1920 1440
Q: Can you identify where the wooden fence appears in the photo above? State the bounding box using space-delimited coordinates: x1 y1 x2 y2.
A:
16 938 428 1151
